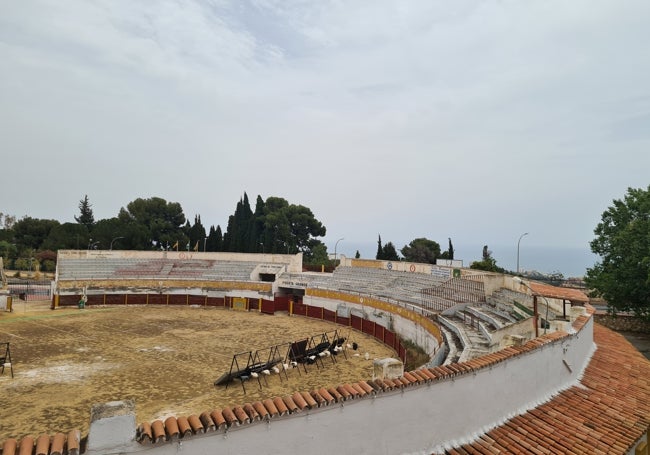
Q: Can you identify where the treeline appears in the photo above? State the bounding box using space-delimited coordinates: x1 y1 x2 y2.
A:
0 193 327 272
1 193 498 275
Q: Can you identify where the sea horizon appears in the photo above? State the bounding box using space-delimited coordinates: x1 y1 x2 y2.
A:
336 241 598 279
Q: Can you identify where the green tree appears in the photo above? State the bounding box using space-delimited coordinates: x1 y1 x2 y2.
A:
188 215 206 251
440 238 455 260
222 194 254 252
42 222 89 250
74 195 95 230
470 245 504 272
400 238 441 264
1 213 16 229
355 250 361 259
0 240 17 266
35 250 57 272
250 195 266 252
376 234 383 260
12 217 60 252
90 217 144 250
206 225 223 252
284 204 326 256
382 242 400 261
118 197 187 249
307 242 330 266
586 185 650 319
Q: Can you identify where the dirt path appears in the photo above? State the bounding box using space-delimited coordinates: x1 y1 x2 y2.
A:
0 302 396 440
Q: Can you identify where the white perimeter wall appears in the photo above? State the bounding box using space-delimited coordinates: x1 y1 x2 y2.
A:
100 317 594 455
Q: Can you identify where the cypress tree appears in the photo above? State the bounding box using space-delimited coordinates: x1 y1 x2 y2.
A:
376 234 383 260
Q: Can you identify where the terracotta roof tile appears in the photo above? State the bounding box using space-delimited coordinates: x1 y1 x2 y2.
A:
402 371 419 384
252 401 270 420
357 380 375 394
335 385 351 400
232 406 250 424
371 378 389 390
316 388 336 404
164 416 179 439
242 403 260 422
395 376 411 387
262 398 280 417
151 420 165 442
66 430 80 455
220 407 238 426
327 387 344 402
288 392 305 410
137 422 152 443
310 390 326 407
209 409 227 429
50 433 65 455
342 383 360 398
18 436 33 455
35 434 49 455
446 324 650 454
187 414 204 433
528 281 588 303
301 391 318 408
199 412 216 432
272 397 289 416
2 438 17 455
176 416 191 437
282 395 299 413
350 382 367 396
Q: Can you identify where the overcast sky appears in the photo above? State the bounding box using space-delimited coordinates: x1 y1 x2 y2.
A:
1 1 649 274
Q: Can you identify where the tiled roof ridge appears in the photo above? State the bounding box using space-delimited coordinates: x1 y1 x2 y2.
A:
133 330 573 447
0 430 81 455
445 324 650 454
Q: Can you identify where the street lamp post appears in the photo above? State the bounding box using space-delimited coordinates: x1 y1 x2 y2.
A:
259 243 264 254
516 232 528 274
203 237 207 252
334 237 344 263
110 236 124 250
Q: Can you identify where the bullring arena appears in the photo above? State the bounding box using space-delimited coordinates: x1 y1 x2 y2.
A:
1 250 649 455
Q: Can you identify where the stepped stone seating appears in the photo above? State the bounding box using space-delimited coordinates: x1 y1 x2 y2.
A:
310 266 479 310
439 325 462 365
487 289 532 321
57 257 261 282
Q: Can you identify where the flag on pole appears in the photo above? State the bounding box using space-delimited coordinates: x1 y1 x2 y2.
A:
172 241 179 250
193 241 199 252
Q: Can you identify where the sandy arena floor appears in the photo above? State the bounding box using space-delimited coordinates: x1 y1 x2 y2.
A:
0 301 396 440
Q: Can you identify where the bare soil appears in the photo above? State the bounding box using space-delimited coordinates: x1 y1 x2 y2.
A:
0 301 395 440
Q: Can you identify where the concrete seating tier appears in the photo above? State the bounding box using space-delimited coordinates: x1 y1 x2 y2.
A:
311 267 480 309
57 258 261 282
486 289 532 321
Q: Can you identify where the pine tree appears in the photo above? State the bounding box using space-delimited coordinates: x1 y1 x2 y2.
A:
382 242 400 261
74 195 95 230
448 238 454 260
